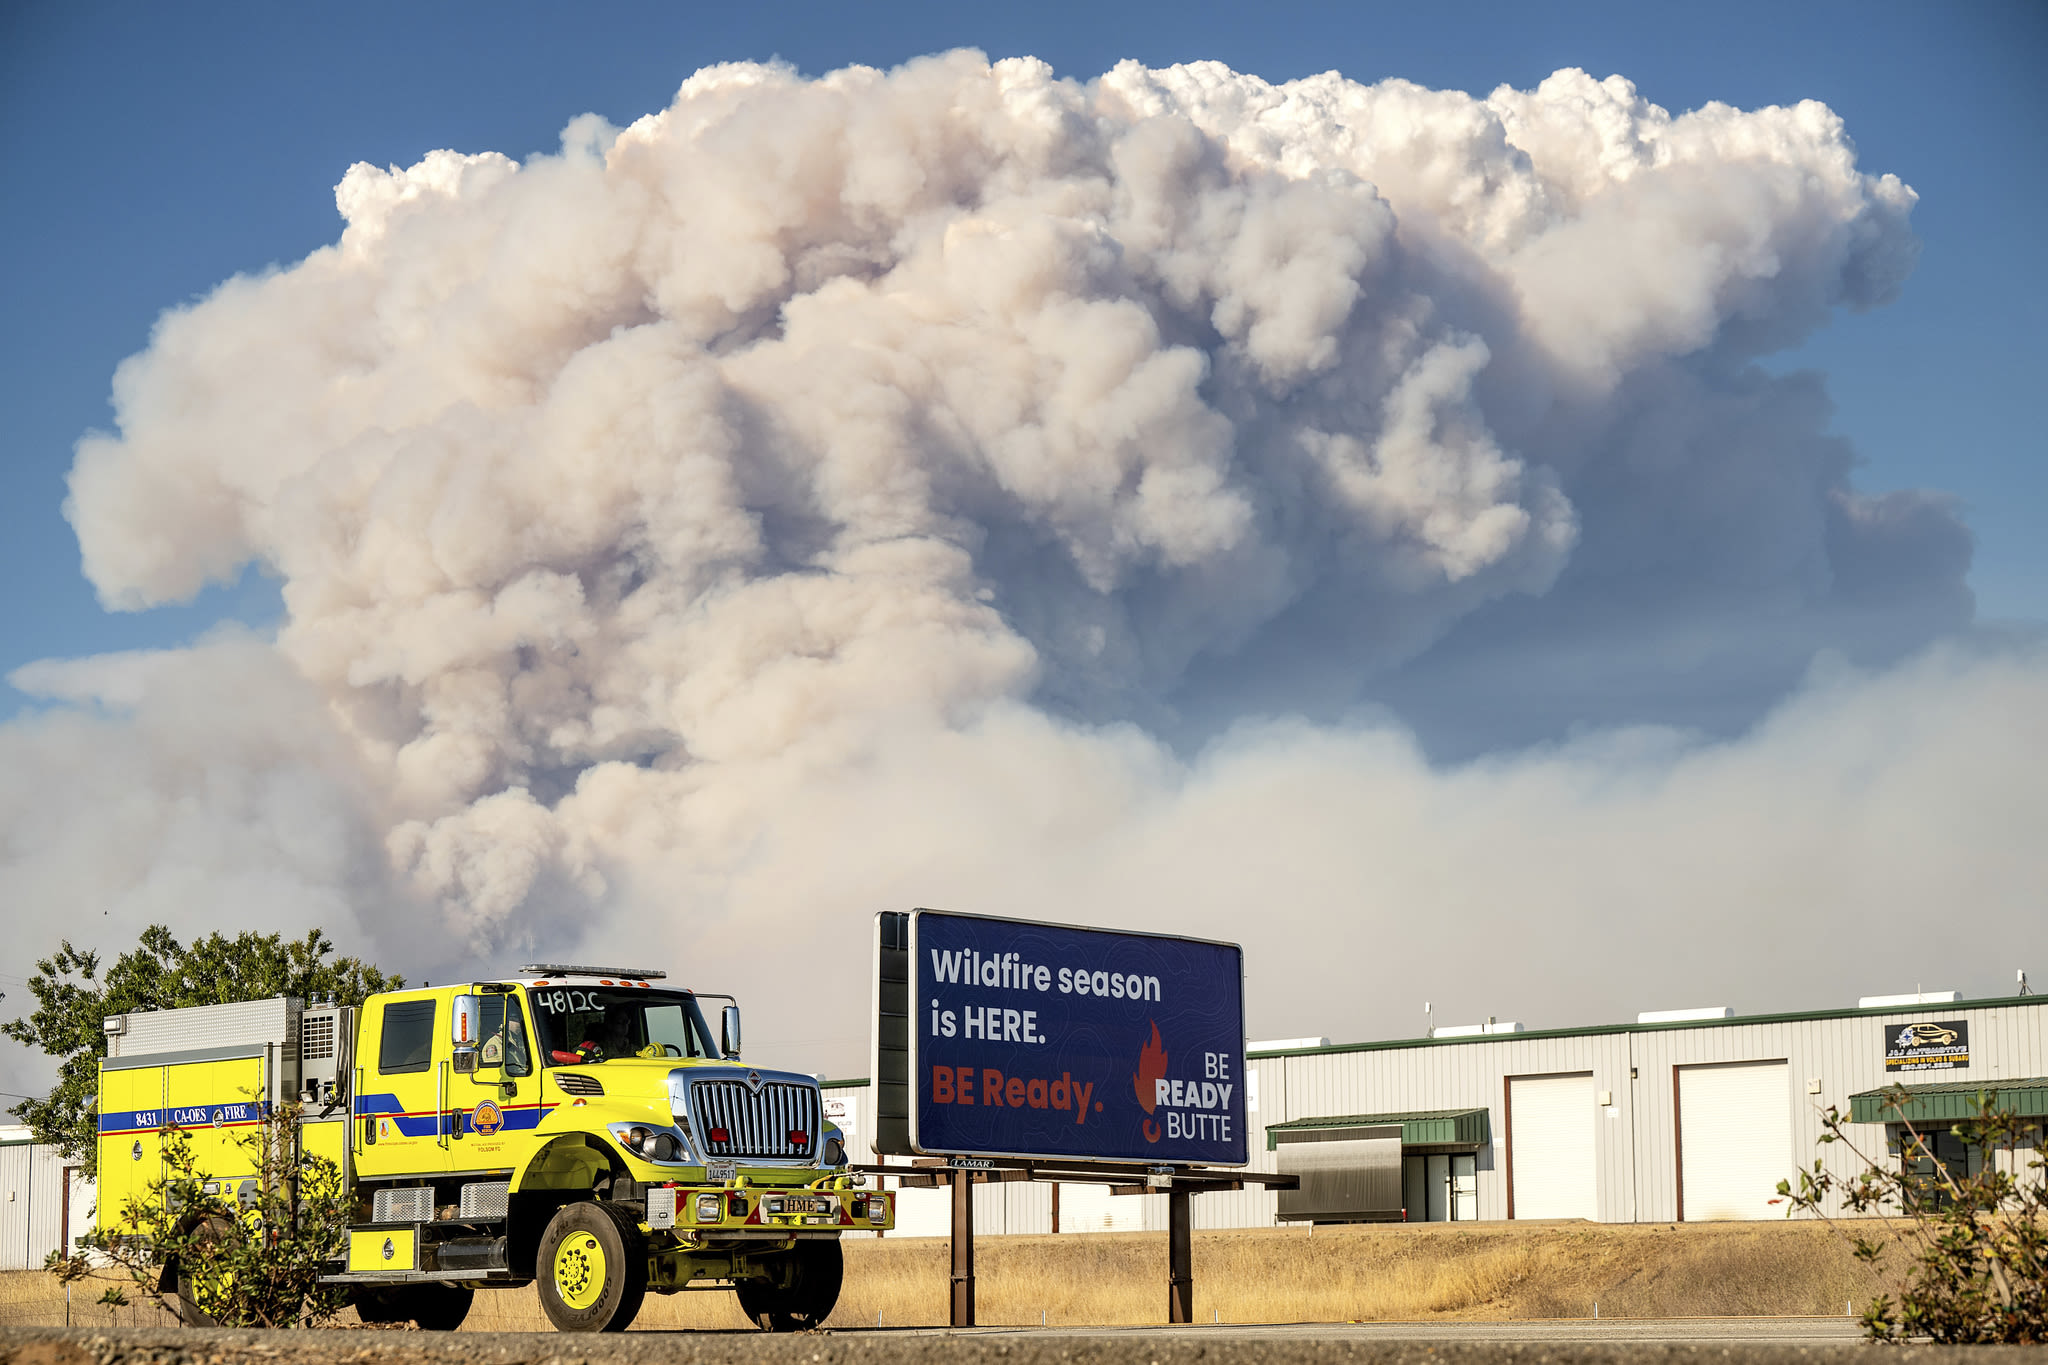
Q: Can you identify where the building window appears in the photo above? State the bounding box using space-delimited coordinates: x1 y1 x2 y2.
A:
1894 1125 1983 1210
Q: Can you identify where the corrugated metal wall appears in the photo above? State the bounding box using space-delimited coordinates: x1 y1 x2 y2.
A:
1246 1030 1638 1222
0 1137 85 1270
1260 998 2047 1226
826 994 2047 1233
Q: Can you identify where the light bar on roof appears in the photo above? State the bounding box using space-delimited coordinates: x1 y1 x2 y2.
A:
519 964 668 981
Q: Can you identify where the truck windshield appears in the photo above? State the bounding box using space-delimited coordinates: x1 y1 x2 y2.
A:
525 986 720 1064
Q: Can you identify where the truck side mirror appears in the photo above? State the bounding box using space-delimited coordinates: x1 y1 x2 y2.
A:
720 1004 742 1060
452 994 481 1066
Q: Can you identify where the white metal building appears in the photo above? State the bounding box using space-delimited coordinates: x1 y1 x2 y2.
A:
0 1127 94 1271
827 989 2046 1233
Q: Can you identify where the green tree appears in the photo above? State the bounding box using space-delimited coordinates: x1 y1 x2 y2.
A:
2 925 400 1175
1779 1085 2047 1343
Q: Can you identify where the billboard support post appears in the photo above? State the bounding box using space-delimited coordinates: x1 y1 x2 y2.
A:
856 1157 1300 1328
1167 1187 1193 1323
950 1165 976 1327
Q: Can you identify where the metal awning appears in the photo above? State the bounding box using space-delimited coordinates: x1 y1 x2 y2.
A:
1265 1108 1490 1150
1848 1076 2048 1125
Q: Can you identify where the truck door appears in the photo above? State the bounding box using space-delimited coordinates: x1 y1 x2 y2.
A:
354 991 448 1181
449 987 536 1172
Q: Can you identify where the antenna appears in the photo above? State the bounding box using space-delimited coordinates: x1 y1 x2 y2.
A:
2021 969 2032 998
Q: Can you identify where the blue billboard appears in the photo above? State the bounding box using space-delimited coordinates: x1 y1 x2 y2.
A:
906 910 1246 1166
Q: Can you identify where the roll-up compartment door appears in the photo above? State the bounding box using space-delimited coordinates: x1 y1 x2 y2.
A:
1509 1072 1596 1219
1275 1124 1404 1223
1677 1060 1790 1220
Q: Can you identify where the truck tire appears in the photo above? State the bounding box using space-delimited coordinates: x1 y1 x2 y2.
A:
736 1238 842 1331
354 1283 475 1330
535 1201 647 1332
169 1263 219 1327
167 1216 233 1326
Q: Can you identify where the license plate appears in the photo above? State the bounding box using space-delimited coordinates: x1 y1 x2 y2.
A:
786 1196 832 1214
706 1161 737 1182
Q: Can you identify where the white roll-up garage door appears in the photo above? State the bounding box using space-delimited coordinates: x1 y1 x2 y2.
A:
1508 1073 1596 1220
1678 1060 1791 1221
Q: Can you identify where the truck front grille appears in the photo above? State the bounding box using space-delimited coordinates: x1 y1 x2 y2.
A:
692 1081 819 1160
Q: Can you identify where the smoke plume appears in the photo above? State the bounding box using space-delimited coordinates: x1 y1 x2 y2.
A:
5 54 2038 1081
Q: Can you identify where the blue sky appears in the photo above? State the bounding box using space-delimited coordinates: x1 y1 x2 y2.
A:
1 0 2044 1084
1 0 2042 713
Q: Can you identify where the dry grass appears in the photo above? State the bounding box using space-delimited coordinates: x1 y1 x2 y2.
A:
0 1220 1896 1331
817 1221 1893 1328
0 1266 179 1330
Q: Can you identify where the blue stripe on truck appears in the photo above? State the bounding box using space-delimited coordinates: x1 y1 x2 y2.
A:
353 1094 554 1137
99 1097 553 1138
99 1101 269 1134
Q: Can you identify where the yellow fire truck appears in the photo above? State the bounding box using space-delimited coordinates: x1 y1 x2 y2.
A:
96 965 891 1331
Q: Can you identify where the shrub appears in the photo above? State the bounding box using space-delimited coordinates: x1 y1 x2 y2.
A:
48 1099 352 1328
1778 1084 2046 1343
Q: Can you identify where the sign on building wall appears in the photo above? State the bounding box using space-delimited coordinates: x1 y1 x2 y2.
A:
1883 1020 1970 1072
877 909 1247 1166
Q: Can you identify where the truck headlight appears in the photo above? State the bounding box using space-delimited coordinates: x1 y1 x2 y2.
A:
822 1135 846 1166
694 1193 722 1223
610 1122 686 1164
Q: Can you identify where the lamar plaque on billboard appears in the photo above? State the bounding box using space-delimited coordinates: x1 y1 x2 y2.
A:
870 909 1247 1166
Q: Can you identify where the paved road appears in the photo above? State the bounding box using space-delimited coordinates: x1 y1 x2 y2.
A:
9 1318 2037 1365
876 1317 1870 1343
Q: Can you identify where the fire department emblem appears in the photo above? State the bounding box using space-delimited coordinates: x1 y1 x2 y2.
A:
470 1100 504 1136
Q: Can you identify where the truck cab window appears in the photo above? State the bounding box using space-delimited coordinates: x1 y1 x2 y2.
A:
527 986 717 1064
477 994 533 1077
378 999 436 1074
645 1004 697 1057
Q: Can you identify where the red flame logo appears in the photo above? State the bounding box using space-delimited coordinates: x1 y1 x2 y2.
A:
1134 1021 1169 1142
